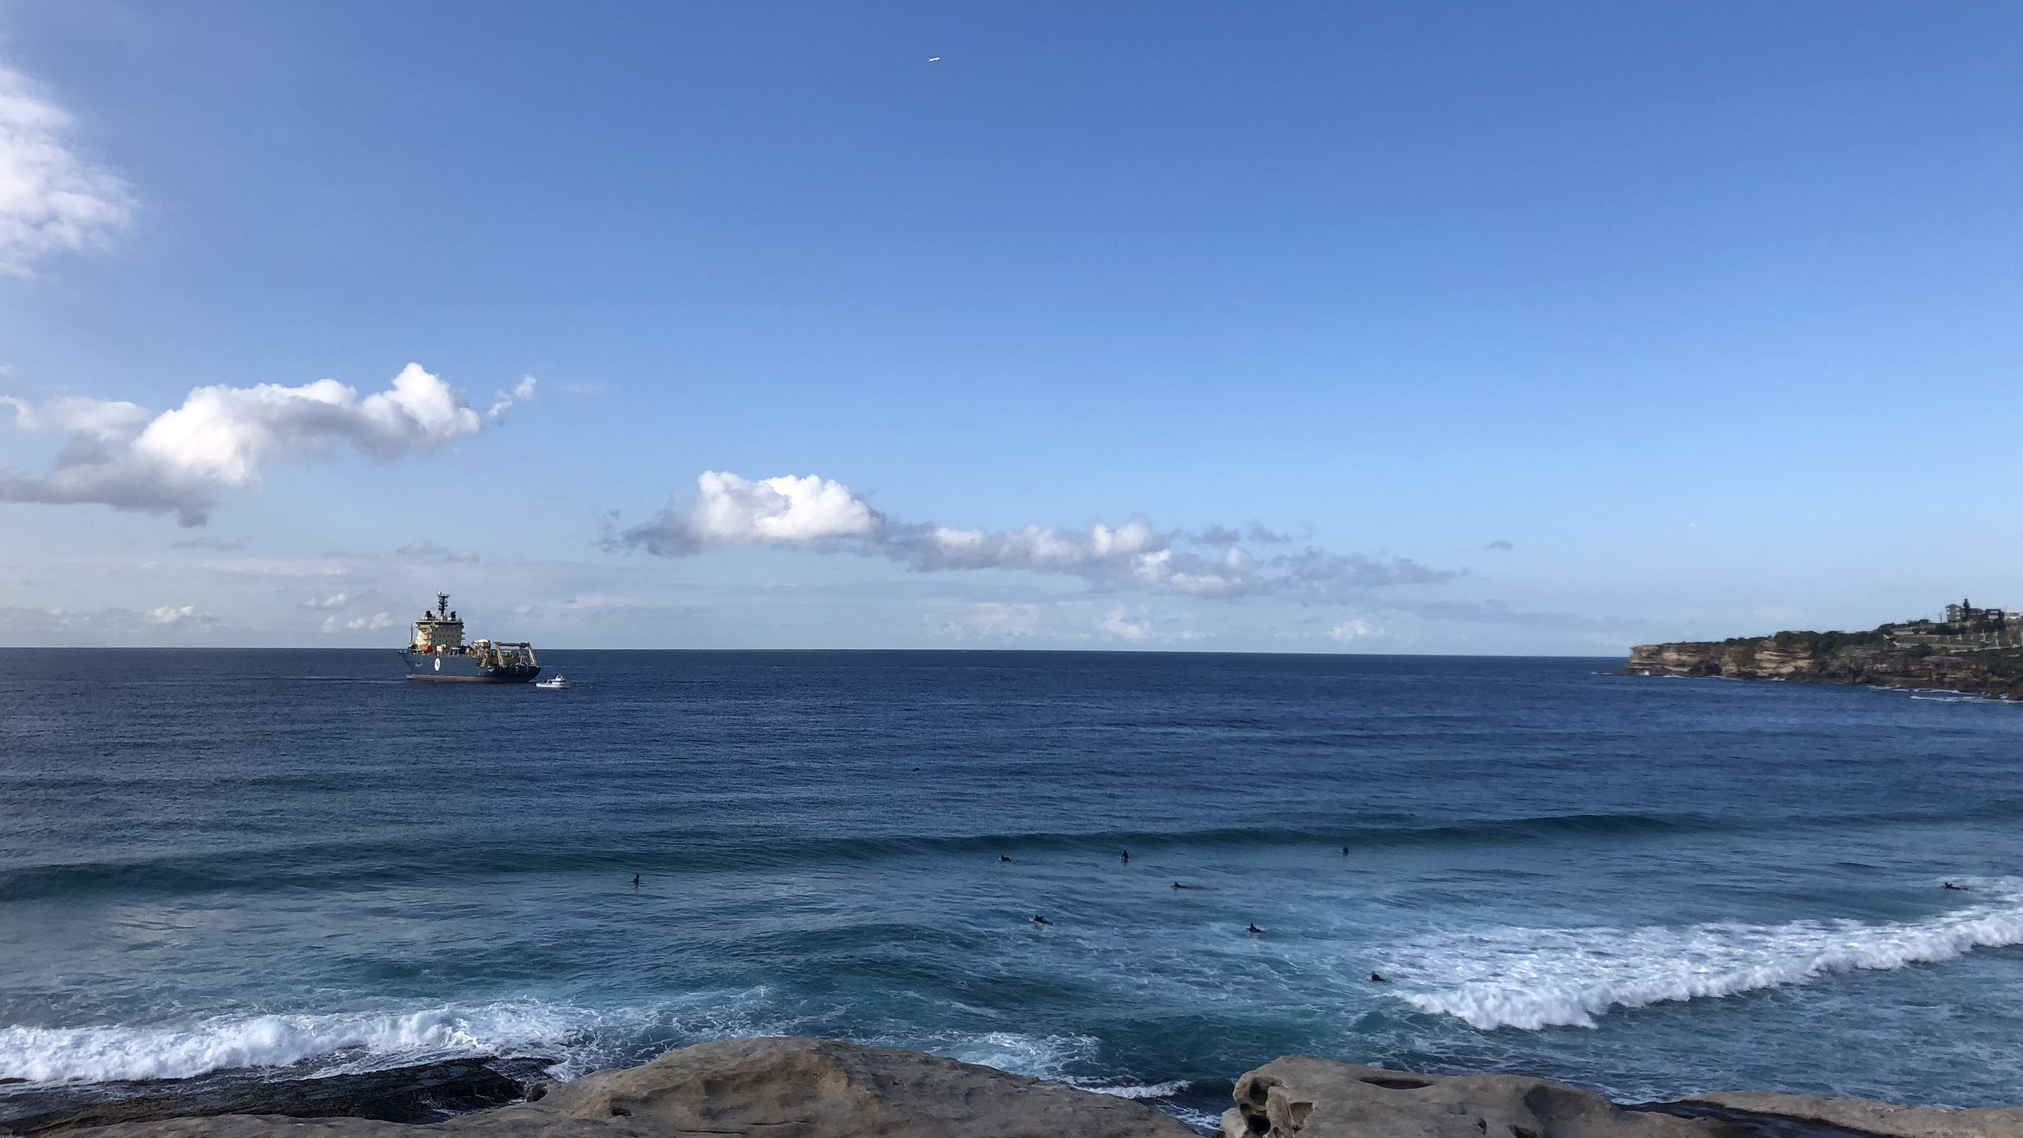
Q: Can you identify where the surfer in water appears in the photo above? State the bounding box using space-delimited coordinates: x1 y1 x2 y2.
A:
1000 855 1013 862
1171 881 1197 890
1369 972 1388 983
1341 845 1349 857
1031 914 1051 925
1121 850 1129 863
631 874 640 887
1246 923 1265 935
1943 881 1970 891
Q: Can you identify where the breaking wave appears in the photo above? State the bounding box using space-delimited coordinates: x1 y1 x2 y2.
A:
1393 879 2023 1031
0 1001 589 1085
0 1001 1185 1111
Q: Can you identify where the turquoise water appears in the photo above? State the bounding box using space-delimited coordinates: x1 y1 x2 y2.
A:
2 650 2020 1125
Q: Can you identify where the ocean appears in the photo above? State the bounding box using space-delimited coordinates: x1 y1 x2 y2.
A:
2 649 2020 1128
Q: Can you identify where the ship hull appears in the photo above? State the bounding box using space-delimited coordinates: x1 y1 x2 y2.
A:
399 651 540 684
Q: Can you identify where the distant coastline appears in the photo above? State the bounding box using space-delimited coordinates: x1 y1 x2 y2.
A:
1627 600 2023 700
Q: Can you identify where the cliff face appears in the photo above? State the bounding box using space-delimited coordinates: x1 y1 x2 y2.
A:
1626 637 2023 700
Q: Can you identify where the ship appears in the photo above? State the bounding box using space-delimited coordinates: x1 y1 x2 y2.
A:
398 593 541 683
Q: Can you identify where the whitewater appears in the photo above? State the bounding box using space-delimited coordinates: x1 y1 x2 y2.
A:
4 649 2022 1123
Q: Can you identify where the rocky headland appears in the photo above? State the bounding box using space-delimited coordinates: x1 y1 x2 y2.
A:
5 1037 2020 1138
1626 629 2023 700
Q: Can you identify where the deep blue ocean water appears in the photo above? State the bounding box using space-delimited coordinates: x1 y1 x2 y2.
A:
3 650 2021 1126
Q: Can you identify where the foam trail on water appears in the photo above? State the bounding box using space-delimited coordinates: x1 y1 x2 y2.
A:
1075 1079 1192 1099
1394 879 2023 1030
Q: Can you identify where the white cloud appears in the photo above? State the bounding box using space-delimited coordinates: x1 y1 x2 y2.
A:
618 470 1450 603
301 593 348 610
1099 606 1151 641
924 601 1042 642
1 394 149 437
1328 619 1377 642
0 65 135 275
320 610 393 634
0 363 531 524
626 472 882 555
485 375 537 419
147 604 213 626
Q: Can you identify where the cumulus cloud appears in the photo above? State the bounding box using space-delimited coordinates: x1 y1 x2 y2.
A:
301 593 348 610
1328 619 1377 642
623 472 879 555
616 470 1450 603
1098 606 1152 641
146 604 214 626
0 65 136 275
321 610 394 633
0 364 532 525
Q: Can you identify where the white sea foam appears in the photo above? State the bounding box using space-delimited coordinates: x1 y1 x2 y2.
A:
1076 1078 1192 1099
901 1029 1100 1081
1391 879 2023 1031
0 1000 590 1085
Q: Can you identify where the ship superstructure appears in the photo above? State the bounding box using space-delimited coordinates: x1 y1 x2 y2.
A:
399 593 541 683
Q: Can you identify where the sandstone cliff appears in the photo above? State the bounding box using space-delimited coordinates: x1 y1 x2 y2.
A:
1626 633 2023 700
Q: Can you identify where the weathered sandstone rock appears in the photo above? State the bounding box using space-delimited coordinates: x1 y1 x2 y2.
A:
1217 1056 1733 1138
1682 1090 2023 1138
492 1036 1197 1138
39 1037 1196 1138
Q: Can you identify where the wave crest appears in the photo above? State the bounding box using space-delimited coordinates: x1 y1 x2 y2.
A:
1393 879 2023 1030
0 1002 596 1085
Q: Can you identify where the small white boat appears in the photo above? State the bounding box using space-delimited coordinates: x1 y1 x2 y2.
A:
535 675 571 690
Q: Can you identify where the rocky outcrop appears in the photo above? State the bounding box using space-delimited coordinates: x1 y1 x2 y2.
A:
0 1058 549 1136
492 1036 1196 1138
1626 638 2023 700
20 1043 2023 1138
1217 1056 1730 1138
1679 1090 2023 1138
33 1038 1196 1138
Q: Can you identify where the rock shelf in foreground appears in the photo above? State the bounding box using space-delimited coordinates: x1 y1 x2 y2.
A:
8 1038 2019 1138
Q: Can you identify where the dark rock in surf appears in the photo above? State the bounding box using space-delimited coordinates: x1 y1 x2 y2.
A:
1654 1091 2023 1138
0 1056 551 1136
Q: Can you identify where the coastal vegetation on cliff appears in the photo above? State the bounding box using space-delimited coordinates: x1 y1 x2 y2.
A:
1629 606 2023 699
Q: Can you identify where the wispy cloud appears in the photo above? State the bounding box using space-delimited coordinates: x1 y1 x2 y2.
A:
616 471 1449 603
0 364 534 525
1487 539 1514 551
923 601 1042 643
0 64 136 275
396 539 480 563
171 535 245 551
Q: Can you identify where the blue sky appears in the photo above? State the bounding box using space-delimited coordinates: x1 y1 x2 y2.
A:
1 1 2018 652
